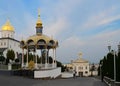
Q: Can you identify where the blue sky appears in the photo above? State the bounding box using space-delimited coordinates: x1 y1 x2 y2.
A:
0 0 120 63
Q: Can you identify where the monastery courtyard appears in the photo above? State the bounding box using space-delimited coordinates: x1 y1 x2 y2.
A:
0 74 107 86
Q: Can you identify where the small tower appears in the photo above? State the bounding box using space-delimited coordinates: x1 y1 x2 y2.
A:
36 9 43 35
1 19 15 38
79 52 82 59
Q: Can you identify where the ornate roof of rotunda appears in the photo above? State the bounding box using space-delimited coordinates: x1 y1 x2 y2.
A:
20 9 58 49
26 34 57 44
1 20 14 31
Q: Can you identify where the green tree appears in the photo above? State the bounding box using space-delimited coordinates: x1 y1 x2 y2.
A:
0 53 5 64
90 63 96 76
106 52 114 79
100 50 115 80
15 58 19 63
56 61 66 72
6 49 15 61
48 56 53 64
116 51 120 81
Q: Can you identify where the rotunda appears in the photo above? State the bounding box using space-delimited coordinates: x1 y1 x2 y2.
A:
20 11 58 69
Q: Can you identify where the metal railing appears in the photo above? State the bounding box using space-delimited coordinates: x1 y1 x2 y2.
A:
104 76 120 86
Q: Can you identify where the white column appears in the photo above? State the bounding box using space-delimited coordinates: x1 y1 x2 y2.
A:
21 48 24 68
35 47 38 69
26 47 28 67
54 48 57 68
45 48 48 69
76 66 78 76
52 48 55 68
40 49 42 67
47 49 49 65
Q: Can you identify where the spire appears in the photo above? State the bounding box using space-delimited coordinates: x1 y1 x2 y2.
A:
36 9 43 35
38 8 40 19
36 9 42 27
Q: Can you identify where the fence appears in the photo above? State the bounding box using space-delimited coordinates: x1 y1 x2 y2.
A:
0 64 8 70
104 76 120 86
0 64 21 70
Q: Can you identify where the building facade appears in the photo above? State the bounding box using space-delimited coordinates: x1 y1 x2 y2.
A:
0 20 22 59
65 53 99 77
72 53 90 77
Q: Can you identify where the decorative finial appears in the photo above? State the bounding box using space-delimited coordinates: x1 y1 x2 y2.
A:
38 8 40 18
79 52 82 59
36 8 42 24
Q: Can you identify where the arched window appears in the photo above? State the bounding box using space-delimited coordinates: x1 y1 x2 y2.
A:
37 39 46 45
4 42 6 46
27 40 35 46
1 42 3 46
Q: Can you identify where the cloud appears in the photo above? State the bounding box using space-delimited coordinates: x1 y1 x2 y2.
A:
44 18 68 38
97 15 120 26
81 6 118 30
57 36 85 62
57 28 120 63
41 0 83 38
15 12 36 40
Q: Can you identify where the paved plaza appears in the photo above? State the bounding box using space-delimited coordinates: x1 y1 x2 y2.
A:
0 75 107 86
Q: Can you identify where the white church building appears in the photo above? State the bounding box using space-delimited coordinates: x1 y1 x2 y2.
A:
0 20 22 59
72 53 90 77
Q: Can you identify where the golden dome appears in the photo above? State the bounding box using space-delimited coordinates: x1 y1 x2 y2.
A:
2 20 14 31
36 18 42 24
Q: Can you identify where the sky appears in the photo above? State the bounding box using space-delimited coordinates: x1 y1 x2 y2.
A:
0 0 120 63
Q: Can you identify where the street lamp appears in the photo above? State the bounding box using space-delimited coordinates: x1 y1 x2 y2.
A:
113 50 116 81
107 45 116 81
108 45 111 52
100 61 103 81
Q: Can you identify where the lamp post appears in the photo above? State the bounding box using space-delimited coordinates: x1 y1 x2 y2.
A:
108 45 111 52
107 45 116 81
100 62 103 81
113 50 116 81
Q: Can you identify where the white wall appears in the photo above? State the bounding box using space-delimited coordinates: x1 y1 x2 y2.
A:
34 67 61 79
0 39 22 58
73 62 90 76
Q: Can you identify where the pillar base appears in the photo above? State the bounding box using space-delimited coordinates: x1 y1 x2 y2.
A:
35 63 38 69
45 63 48 69
21 63 24 68
26 62 28 68
54 63 57 68
52 63 54 68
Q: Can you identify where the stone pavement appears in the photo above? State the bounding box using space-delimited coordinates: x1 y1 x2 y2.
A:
0 75 107 86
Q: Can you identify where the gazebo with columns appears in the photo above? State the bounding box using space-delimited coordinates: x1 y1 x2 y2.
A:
20 10 58 69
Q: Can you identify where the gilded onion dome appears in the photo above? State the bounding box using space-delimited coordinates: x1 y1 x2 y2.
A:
1 20 14 31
